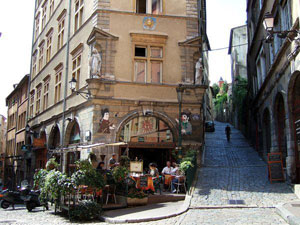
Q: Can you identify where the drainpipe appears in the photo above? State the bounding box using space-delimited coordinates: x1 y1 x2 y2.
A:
60 0 72 173
25 0 37 185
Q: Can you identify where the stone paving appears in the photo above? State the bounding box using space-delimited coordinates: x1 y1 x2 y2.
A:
191 122 297 208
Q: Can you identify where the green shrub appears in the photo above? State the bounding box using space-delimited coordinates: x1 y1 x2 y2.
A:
69 200 102 221
180 161 194 174
46 158 59 171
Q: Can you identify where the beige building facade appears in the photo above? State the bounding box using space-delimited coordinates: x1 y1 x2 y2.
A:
5 75 29 186
0 115 7 182
28 0 209 174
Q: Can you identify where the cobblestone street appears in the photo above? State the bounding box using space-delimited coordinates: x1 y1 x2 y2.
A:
0 122 298 225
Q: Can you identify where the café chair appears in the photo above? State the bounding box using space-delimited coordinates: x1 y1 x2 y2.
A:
105 185 117 204
173 176 187 194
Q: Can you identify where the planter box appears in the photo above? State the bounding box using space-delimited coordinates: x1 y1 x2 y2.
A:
127 197 148 206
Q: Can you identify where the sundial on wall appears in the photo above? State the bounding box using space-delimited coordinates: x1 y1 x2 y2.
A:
143 17 157 30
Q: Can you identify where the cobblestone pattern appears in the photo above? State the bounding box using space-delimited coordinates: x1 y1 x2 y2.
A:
0 206 179 225
191 122 297 208
179 208 288 225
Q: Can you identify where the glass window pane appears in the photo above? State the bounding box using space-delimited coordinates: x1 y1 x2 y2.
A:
135 61 146 83
151 61 161 83
135 47 147 57
151 47 162 58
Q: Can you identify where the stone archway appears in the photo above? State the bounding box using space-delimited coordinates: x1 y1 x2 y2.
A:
262 108 271 160
48 124 61 149
288 71 300 183
65 119 81 145
274 93 287 167
115 110 178 144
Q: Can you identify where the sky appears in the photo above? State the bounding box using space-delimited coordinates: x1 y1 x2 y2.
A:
0 1 35 117
0 0 247 117
206 0 247 85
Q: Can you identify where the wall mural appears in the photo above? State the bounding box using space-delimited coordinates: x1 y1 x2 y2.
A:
98 108 116 134
181 112 192 135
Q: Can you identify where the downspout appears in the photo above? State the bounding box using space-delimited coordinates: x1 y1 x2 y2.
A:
25 0 37 184
60 0 72 172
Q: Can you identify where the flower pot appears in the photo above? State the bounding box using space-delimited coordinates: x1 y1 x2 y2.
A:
127 197 148 206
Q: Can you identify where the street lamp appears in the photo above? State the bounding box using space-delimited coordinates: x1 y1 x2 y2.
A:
176 84 184 161
263 12 299 42
69 77 91 99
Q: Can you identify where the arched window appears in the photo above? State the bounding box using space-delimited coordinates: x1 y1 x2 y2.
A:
69 122 80 144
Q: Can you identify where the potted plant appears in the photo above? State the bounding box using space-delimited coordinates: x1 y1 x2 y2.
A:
126 188 148 206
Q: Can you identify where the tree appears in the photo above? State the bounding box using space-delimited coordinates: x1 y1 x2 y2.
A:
212 83 220 97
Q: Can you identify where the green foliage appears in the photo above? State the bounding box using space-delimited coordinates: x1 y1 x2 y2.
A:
127 188 148 199
119 155 130 168
112 166 129 183
33 169 48 189
212 83 220 97
233 76 248 124
180 149 196 174
180 160 194 174
71 160 105 189
46 158 59 171
69 200 102 221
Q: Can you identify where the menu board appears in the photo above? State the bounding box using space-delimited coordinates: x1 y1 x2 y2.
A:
267 153 285 183
139 176 148 187
130 161 143 173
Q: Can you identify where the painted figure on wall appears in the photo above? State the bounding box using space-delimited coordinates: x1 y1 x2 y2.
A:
89 48 102 78
98 108 115 134
181 112 192 135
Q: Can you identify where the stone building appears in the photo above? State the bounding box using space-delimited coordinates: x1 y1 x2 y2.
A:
0 115 7 182
5 75 29 186
27 0 209 175
228 25 248 129
246 0 300 183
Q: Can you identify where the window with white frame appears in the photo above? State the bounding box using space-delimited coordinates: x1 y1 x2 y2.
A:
74 0 84 32
36 85 42 115
136 0 162 14
256 47 266 89
49 0 54 17
39 42 45 71
42 1 48 30
32 51 37 77
35 13 40 40
72 54 81 90
46 31 53 63
30 91 35 117
43 78 50 110
57 16 65 50
54 68 62 103
134 45 163 83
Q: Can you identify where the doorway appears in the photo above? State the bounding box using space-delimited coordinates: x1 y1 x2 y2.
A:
121 147 172 173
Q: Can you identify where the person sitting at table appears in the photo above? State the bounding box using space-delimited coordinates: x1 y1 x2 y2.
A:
149 163 159 178
171 167 183 193
108 153 118 170
171 163 179 175
162 161 173 191
96 161 106 175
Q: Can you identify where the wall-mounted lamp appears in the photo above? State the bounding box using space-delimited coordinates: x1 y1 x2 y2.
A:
69 77 91 99
263 12 299 43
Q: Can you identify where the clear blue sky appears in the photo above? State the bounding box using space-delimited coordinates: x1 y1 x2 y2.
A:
0 0 247 116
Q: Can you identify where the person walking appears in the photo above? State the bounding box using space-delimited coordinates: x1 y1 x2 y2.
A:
225 125 231 142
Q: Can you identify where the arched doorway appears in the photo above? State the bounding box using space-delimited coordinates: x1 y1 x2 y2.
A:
289 72 300 183
65 121 81 176
274 93 287 167
262 108 271 160
118 115 176 171
48 125 61 164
